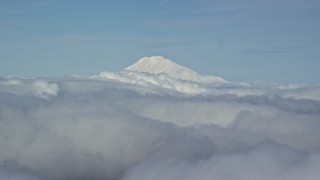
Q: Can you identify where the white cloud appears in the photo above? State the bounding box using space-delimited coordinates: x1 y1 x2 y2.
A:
278 86 320 101
0 77 59 99
90 70 207 94
0 74 319 179
32 80 59 99
122 142 320 180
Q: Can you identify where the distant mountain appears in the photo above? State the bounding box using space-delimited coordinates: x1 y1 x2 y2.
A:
88 56 230 94
125 56 227 83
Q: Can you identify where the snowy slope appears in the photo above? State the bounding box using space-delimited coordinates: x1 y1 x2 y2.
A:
89 56 230 94
125 56 227 83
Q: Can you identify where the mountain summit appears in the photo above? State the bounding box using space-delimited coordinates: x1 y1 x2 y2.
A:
125 56 227 83
91 56 229 94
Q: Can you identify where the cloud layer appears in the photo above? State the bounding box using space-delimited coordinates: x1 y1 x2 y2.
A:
0 75 320 180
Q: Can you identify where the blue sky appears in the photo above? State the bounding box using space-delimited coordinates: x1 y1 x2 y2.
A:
1 0 320 83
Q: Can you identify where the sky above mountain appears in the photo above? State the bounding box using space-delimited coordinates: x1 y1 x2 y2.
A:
0 0 320 83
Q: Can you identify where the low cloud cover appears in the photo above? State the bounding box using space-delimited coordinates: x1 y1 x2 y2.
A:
0 71 320 180
0 57 320 180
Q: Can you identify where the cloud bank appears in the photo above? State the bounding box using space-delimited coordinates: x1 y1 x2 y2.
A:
1 66 320 180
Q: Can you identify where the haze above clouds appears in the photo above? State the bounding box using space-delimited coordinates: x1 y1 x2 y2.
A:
1 56 320 180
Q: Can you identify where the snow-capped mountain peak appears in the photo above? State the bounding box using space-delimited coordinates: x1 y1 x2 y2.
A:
125 56 227 83
88 56 229 94
124 56 191 75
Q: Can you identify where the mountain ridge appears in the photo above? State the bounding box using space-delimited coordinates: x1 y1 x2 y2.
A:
124 56 227 83
88 56 230 94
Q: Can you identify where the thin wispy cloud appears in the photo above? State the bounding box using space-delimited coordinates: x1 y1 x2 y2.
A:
242 46 308 54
